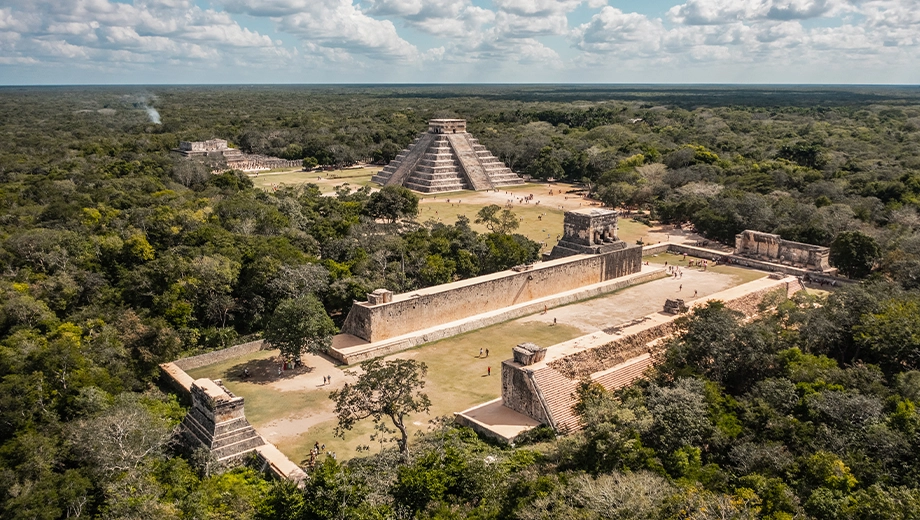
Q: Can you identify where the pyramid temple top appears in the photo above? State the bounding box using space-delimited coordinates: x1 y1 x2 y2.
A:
428 119 467 134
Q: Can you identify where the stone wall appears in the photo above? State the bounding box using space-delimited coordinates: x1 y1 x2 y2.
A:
501 363 552 426
173 340 266 371
331 268 667 364
341 246 642 343
546 281 793 379
180 378 265 461
735 230 833 272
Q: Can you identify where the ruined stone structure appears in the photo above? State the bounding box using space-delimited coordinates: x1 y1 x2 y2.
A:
180 378 265 462
341 245 642 344
547 208 626 259
496 276 805 434
173 139 300 172
663 299 688 314
735 230 836 273
175 139 239 157
371 119 524 192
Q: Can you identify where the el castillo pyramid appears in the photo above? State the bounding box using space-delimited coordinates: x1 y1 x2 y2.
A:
371 119 524 193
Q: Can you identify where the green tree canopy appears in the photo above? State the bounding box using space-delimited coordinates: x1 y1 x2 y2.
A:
830 230 881 279
363 185 419 224
264 295 337 359
329 358 430 456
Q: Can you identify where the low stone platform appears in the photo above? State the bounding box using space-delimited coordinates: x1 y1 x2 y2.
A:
454 398 542 443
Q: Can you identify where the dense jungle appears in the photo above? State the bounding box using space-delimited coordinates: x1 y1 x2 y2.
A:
1 85 920 519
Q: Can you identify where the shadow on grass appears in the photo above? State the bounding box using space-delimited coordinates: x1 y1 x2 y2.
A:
223 357 316 385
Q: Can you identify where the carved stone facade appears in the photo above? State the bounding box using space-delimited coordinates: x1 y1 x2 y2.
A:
180 378 265 461
734 230 835 273
547 208 627 259
371 119 524 193
173 139 300 172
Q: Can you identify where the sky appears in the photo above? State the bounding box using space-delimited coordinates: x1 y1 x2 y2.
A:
0 0 917 85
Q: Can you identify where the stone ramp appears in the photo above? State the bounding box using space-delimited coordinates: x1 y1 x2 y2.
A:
447 133 494 191
377 132 437 187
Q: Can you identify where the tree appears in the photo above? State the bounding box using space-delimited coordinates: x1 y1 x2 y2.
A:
264 295 337 359
301 156 318 170
364 185 419 223
830 230 881 279
475 204 520 234
329 358 431 456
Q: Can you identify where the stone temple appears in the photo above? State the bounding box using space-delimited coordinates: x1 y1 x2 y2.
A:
371 119 524 193
546 208 627 259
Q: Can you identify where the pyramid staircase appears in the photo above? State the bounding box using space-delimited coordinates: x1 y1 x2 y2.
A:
372 120 524 193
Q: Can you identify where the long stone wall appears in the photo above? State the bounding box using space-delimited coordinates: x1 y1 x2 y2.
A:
173 340 266 371
547 280 793 380
341 246 642 343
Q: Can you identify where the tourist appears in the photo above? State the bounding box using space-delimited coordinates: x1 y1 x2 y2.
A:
553 317 557 326
485 349 489 357
694 290 698 297
479 348 483 357
487 366 491 376
679 284 682 291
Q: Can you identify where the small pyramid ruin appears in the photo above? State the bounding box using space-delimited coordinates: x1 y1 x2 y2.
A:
372 119 524 193
180 378 265 462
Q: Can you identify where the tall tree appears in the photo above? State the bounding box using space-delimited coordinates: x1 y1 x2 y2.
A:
329 358 430 456
830 230 881 279
363 185 419 224
264 295 337 360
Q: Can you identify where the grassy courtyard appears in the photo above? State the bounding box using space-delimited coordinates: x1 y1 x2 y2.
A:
187 319 582 463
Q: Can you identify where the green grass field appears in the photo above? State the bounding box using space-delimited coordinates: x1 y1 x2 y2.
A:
644 252 768 285
188 319 583 463
251 167 379 193
420 201 650 250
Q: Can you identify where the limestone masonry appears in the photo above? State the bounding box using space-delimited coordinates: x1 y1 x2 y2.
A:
173 139 300 172
341 245 642 344
735 230 836 274
371 119 524 192
548 208 626 259
180 378 265 462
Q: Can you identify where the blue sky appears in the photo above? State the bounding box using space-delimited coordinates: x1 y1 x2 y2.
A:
0 0 917 85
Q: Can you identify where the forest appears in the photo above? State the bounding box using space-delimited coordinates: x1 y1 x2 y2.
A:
0 85 919 519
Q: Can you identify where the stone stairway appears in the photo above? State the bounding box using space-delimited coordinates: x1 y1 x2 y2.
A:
469 138 524 187
372 132 436 187
531 367 580 432
373 119 524 193
447 133 494 191
403 136 472 192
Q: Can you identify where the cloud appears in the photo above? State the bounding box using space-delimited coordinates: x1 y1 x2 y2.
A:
667 0 842 25
574 6 665 54
222 0 418 61
0 0 281 70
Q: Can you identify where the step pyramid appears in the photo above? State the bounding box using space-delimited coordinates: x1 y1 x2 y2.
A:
372 119 524 193
180 378 265 462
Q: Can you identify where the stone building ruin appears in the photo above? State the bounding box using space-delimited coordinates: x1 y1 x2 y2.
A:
180 378 265 462
173 139 300 173
734 230 836 273
371 119 524 192
547 208 627 259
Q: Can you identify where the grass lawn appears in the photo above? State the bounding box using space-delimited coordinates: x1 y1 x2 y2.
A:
251 167 380 193
187 319 582 463
418 201 650 252
644 252 767 285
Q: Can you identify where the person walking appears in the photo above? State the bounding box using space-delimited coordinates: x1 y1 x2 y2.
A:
487 366 491 376
485 349 489 357
679 284 682 291
479 348 483 357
